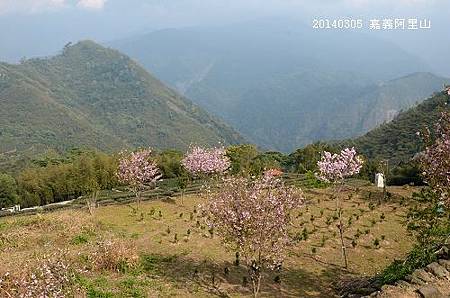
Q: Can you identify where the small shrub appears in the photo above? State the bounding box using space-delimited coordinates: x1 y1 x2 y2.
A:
149 208 155 216
320 235 326 247
274 275 281 283
302 228 308 241
71 233 90 245
381 245 437 284
88 239 139 273
235 252 240 266
373 238 380 248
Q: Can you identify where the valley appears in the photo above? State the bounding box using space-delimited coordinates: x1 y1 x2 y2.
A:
0 4 449 297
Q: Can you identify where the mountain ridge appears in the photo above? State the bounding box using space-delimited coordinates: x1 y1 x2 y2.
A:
0 40 245 154
344 89 450 163
109 19 440 151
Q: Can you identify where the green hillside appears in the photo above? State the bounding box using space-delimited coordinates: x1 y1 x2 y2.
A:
344 90 450 163
0 41 244 155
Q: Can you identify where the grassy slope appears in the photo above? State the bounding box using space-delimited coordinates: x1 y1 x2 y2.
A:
0 185 416 297
0 41 244 155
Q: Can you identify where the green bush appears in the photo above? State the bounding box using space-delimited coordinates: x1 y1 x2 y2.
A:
0 173 18 208
381 244 438 284
381 188 449 284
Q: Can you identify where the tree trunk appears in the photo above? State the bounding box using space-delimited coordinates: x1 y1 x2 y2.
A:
338 214 348 269
251 272 262 298
335 182 348 268
86 191 98 216
135 187 141 209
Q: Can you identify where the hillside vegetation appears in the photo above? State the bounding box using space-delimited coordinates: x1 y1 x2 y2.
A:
0 41 244 155
345 90 450 163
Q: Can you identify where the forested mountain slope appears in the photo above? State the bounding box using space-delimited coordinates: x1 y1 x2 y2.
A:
344 90 450 163
0 41 244 154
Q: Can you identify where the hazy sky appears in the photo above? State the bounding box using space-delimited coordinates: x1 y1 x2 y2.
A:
0 0 449 75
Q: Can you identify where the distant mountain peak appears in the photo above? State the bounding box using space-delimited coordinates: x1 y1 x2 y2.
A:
0 42 245 154
109 21 436 151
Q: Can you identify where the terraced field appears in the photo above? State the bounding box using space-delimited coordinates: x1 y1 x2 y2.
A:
0 181 418 297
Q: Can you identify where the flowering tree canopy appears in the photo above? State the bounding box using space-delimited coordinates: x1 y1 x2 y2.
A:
317 147 364 183
419 112 450 206
316 147 363 268
117 148 162 191
181 146 231 177
201 176 304 296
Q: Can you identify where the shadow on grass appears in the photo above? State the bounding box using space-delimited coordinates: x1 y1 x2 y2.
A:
139 252 347 297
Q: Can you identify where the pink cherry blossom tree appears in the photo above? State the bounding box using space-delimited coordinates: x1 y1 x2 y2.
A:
317 147 364 183
419 112 450 207
201 175 304 297
317 147 364 268
181 146 231 178
117 148 162 207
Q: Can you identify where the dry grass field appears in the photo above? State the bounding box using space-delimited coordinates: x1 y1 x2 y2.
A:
0 184 418 297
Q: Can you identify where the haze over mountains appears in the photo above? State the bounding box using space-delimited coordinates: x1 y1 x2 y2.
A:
0 41 244 154
110 19 448 151
0 11 449 155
